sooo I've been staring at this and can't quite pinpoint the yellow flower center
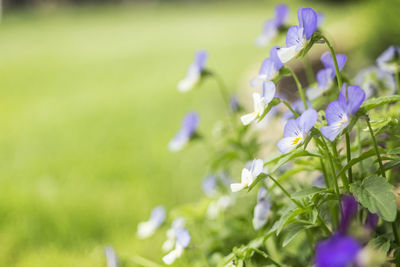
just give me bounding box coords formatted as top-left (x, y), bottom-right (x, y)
top-left (292, 137), bottom-right (303, 145)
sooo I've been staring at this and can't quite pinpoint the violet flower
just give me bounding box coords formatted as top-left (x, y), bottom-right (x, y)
top-left (253, 187), bottom-right (271, 230)
top-left (307, 52), bottom-right (347, 100)
top-left (255, 4), bottom-right (289, 47)
top-left (365, 213), bottom-right (379, 231)
top-left (104, 246), bottom-right (118, 267)
top-left (277, 7), bottom-right (318, 63)
top-left (177, 50), bottom-right (208, 92)
top-left (137, 206), bottom-right (166, 239)
top-left (376, 45), bottom-right (400, 73)
top-left (162, 228), bottom-right (191, 265)
top-left (320, 84), bottom-right (365, 141)
top-left (277, 109), bottom-right (318, 154)
top-left (168, 112), bottom-right (199, 152)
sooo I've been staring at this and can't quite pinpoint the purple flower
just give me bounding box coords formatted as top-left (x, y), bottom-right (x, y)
top-left (307, 52), bottom-right (347, 100)
top-left (168, 112), bottom-right (199, 152)
top-left (339, 195), bottom-right (358, 234)
top-left (365, 213), bottom-right (379, 230)
top-left (104, 246), bottom-right (118, 267)
top-left (277, 7), bottom-right (318, 63)
top-left (315, 234), bottom-right (361, 267)
top-left (202, 175), bottom-right (218, 197)
top-left (178, 50), bottom-right (208, 92)
top-left (255, 4), bottom-right (289, 47)
top-left (253, 187), bottom-right (271, 230)
top-left (163, 226), bottom-right (191, 265)
top-left (317, 12), bottom-right (325, 27)
top-left (251, 46), bottom-right (283, 88)
top-left (137, 206), bottom-right (166, 239)
top-left (320, 84), bottom-right (365, 141)
top-left (376, 45), bottom-right (400, 73)
top-left (277, 109), bottom-right (318, 154)
top-left (230, 95), bottom-right (240, 112)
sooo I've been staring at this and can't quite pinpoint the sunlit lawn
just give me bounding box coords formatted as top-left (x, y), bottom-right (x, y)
top-left (0, 1), bottom-right (377, 266)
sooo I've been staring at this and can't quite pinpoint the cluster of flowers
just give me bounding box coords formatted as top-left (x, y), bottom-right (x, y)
top-left (106, 4), bottom-right (400, 267)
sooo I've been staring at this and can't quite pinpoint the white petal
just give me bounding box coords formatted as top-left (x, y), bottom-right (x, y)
top-left (162, 248), bottom-right (180, 265)
top-left (241, 168), bottom-right (253, 185)
top-left (306, 87), bottom-right (323, 100)
top-left (240, 112), bottom-right (257, 125)
top-left (252, 159), bottom-right (264, 176)
top-left (277, 46), bottom-right (299, 63)
top-left (230, 183), bottom-right (245, 192)
top-left (168, 137), bottom-right (188, 152)
top-left (262, 81), bottom-right (276, 104)
top-left (250, 75), bottom-right (266, 88)
top-left (162, 239), bottom-right (175, 252)
top-left (137, 221), bottom-right (156, 239)
top-left (252, 93), bottom-right (262, 111)
top-left (277, 136), bottom-right (302, 154)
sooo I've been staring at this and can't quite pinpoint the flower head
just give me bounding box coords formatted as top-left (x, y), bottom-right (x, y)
top-left (277, 109), bottom-right (318, 154)
top-left (277, 7), bottom-right (318, 63)
top-left (320, 84), bottom-right (365, 141)
top-left (137, 206), bottom-right (166, 239)
top-left (251, 47), bottom-right (283, 89)
top-left (255, 4), bottom-right (289, 47)
top-left (162, 220), bottom-right (191, 265)
top-left (231, 159), bottom-right (264, 192)
top-left (168, 112), bottom-right (199, 152)
top-left (339, 195), bottom-right (358, 234)
top-left (376, 45), bottom-right (400, 73)
top-left (177, 50), bottom-right (208, 92)
top-left (104, 246), bottom-right (118, 267)
top-left (365, 213), bottom-right (379, 231)
top-left (253, 187), bottom-right (271, 230)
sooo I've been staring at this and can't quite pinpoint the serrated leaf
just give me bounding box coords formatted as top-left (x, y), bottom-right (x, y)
top-left (292, 186), bottom-right (327, 199)
top-left (270, 206), bottom-right (303, 235)
top-left (282, 223), bottom-right (306, 247)
top-left (361, 95), bottom-right (400, 111)
top-left (350, 175), bottom-right (397, 222)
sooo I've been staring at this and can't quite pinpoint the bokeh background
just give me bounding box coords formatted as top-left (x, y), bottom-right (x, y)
top-left (0, 0), bottom-right (399, 266)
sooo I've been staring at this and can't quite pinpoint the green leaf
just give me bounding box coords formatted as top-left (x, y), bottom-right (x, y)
top-left (258, 98), bottom-right (281, 122)
top-left (361, 95), bottom-right (400, 111)
top-left (350, 175), bottom-right (397, 222)
top-left (270, 206), bottom-right (303, 235)
top-left (335, 148), bottom-right (377, 179)
top-left (282, 223), bottom-right (307, 247)
top-left (266, 148), bottom-right (320, 173)
top-left (247, 173), bottom-right (268, 191)
top-left (291, 186), bottom-right (328, 199)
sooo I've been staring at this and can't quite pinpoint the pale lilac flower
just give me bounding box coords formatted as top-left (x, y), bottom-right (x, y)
top-left (277, 7), bottom-right (318, 63)
top-left (162, 217), bottom-right (186, 252)
top-left (162, 219), bottom-right (191, 265)
top-left (240, 82), bottom-right (276, 125)
top-left (317, 12), bottom-right (325, 27)
top-left (255, 4), bottom-right (289, 47)
top-left (137, 206), bottom-right (166, 239)
top-left (202, 175), bottom-right (218, 197)
top-left (355, 66), bottom-right (395, 98)
top-left (230, 95), bottom-right (240, 113)
top-left (231, 159), bottom-right (264, 192)
top-left (104, 246), bottom-right (118, 267)
top-left (168, 112), bottom-right (199, 152)
top-left (376, 45), bottom-right (400, 73)
top-left (320, 84), bottom-right (365, 141)
top-left (307, 52), bottom-right (347, 100)
top-left (253, 187), bottom-right (271, 230)
top-left (178, 50), bottom-right (208, 92)
top-left (277, 109), bottom-right (318, 154)
top-left (251, 47), bottom-right (283, 88)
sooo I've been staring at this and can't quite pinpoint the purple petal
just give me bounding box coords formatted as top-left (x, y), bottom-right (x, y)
top-left (257, 186), bottom-right (268, 202)
top-left (321, 125), bottom-right (343, 142)
top-left (316, 69), bottom-right (333, 90)
top-left (325, 100), bottom-right (346, 125)
top-left (270, 46), bottom-right (283, 70)
top-left (283, 118), bottom-right (301, 138)
top-left (315, 234), bottom-right (361, 267)
top-left (376, 46), bottom-right (395, 66)
top-left (230, 95), bottom-right (239, 112)
top-left (298, 109), bottom-right (318, 133)
top-left (194, 50), bottom-right (208, 71)
top-left (259, 58), bottom-right (278, 78)
top-left (297, 7), bottom-right (318, 39)
top-left (274, 4), bottom-right (289, 27)
top-left (176, 228), bottom-right (191, 248)
top-left (320, 52), bottom-right (347, 76)
top-left (253, 194), bottom-right (271, 230)
top-left (339, 85), bottom-right (366, 115)
top-left (181, 112), bottom-right (199, 136)
top-left (286, 25), bottom-right (304, 48)
top-left (104, 246), bottom-right (118, 267)
top-left (317, 12), bottom-right (325, 27)
top-left (339, 195), bottom-right (358, 234)
top-left (365, 213), bottom-right (379, 230)
top-left (150, 206), bottom-right (166, 227)
top-left (202, 175), bottom-right (217, 197)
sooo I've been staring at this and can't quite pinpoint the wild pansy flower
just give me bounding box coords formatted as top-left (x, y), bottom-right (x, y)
top-left (306, 52), bottom-right (347, 100)
top-left (254, 4), bottom-right (289, 47)
top-left (315, 195), bottom-right (361, 267)
top-left (168, 112), bottom-right (199, 152)
top-left (207, 195), bottom-right (234, 219)
top-left (320, 84), bottom-right (365, 141)
top-left (277, 109), bottom-right (318, 154)
top-left (277, 7), bottom-right (318, 63)
top-left (253, 187), bottom-right (271, 230)
top-left (231, 159), bottom-right (264, 192)
top-left (240, 82), bottom-right (276, 125)
top-left (355, 66), bottom-right (395, 98)
top-left (137, 206), bottom-right (166, 239)
top-left (104, 246), bottom-right (118, 267)
top-left (177, 50), bottom-right (208, 92)
top-left (202, 175), bottom-right (218, 197)
top-left (162, 217), bottom-right (186, 252)
top-left (376, 45), bottom-right (400, 73)
top-left (251, 46), bottom-right (283, 88)
top-left (162, 228), bottom-right (191, 265)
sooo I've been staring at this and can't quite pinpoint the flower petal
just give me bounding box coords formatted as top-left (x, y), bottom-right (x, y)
top-left (285, 25), bottom-right (303, 48)
top-left (262, 81), bottom-right (276, 104)
top-left (274, 4), bottom-right (289, 27)
top-left (306, 87), bottom-right (323, 100)
top-left (298, 108), bottom-right (318, 133)
top-left (251, 159), bottom-right (264, 177)
top-left (320, 124), bottom-right (344, 142)
top-left (320, 52), bottom-right (347, 76)
top-left (283, 118), bottom-right (301, 137)
top-left (240, 112), bottom-right (257, 125)
top-left (339, 85), bottom-right (366, 115)
top-left (324, 100), bottom-right (346, 125)
top-left (297, 7), bottom-right (317, 39)
top-left (277, 45), bottom-right (298, 64)
top-left (277, 136), bottom-right (301, 154)
top-left (270, 46), bottom-right (283, 70)
top-left (230, 183), bottom-right (245, 193)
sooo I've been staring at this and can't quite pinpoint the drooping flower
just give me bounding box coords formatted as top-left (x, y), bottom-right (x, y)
top-left (306, 52), bottom-right (347, 100)
top-left (251, 47), bottom-right (283, 88)
top-left (315, 195), bottom-right (361, 267)
top-left (320, 84), bottom-right (365, 141)
top-left (254, 4), bottom-right (289, 47)
top-left (277, 7), bottom-right (318, 63)
top-left (137, 206), bottom-right (166, 239)
top-left (231, 159), bottom-right (264, 192)
top-left (177, 50), bottom-right (208, 92)
top-left (376, 45), bottom-right (400, 73)
top-left (355, 66), bottom-right (395, 98)
top-left (207, 195), bottom-right (234, 219)
top-left (240, 82), bottom-right (276, 125)
top-left (162, 228), bottom-right (191, 265)
top-left (168, 112), bottom-right (199, 152)
top-left (202, 175), bottom-right (218, 197)
top-left (104, 246), bottom-right (118, 267)
top-left (277, 109), bottom-right (318, 154)
top-left (253, 187), bottom-right (271, 230)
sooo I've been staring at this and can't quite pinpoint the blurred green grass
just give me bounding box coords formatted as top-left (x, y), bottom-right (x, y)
top-left (0, 1), bottom-right (390, 266)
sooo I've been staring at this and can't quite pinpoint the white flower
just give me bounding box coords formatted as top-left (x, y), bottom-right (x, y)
top-left (162, 227), bottom-right (191, 265)
top-left (136, 206), bottom-right (166, 239)
top-left (231, 159), bottom-right (264, 192)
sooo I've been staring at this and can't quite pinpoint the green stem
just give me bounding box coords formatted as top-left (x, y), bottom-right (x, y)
top-left (320, 35), bottom-right (342, 93)
top-left (281, 99), bottom-right (299, 118)
top-left (395, 71), bottom-right (400, 95)
top-left (304, 55), bottom-right (315, 84)
top-left (356, 124), bottom-right (364, 175)
top-left (330, 141), bottom-right (350, 191)
top-left (365, 117), bottom-right (386, 179)
top-left (392, 222), bottom-right (400, 246)
top-left (287, 67), bottom-right (307, 110)
top-left (345, 132), bottom-right (353, 183)
top-left (268, 175), bottom-right (303, 208)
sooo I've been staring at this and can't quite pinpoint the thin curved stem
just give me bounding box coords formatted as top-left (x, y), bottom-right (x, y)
top-left (320, 35), bottom-right (342, 93)
top-left (365, 117), bottom-right (386, 179)
top-left (345, 132), bottom-right (353, 183)
top-left (281, 99), bottom-right (299, 118)
top-left (268, 175), bottom-right (302, 208)
top-left (287, 67), bottom-right (307, 110)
